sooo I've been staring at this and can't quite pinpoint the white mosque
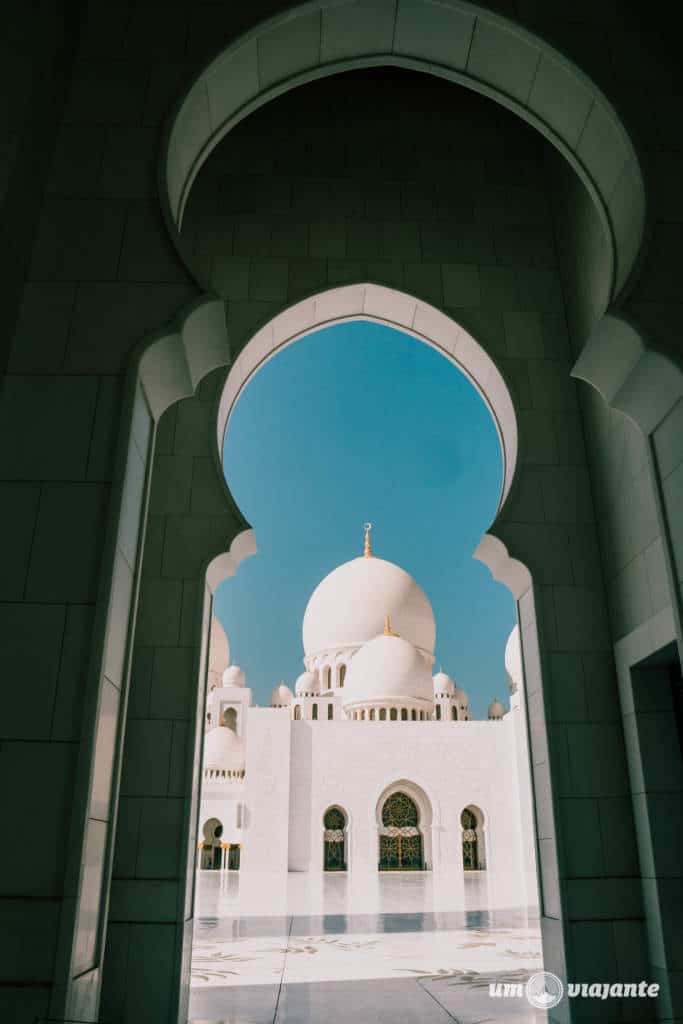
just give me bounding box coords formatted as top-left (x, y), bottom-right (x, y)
top-left (198, 527), bottom-right (538, 911)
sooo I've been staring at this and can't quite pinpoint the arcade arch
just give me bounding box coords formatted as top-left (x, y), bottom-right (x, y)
top-left (375, 780), bottom-right (434, 872)
top-left (200, 818), bottom-right (224, 871)
top-left (323, 806), bottom-right (348, 872)
top-left (79, 10), bottom-right (664, 1021)
top-left (461, 805), bottom-right (487, 872)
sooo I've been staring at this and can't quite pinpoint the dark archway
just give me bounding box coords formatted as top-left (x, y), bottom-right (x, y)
top-left (323, 806), bottom-right (348, 871)
top-left (201, 818), bottom-right (224, 871)
top-left (461, 806), bottom-right (486, 871)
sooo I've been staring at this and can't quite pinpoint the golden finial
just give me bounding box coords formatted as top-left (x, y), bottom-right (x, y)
top-left (363, 522), bottom-right (373, 558)
top-left (384, 614), bottom-right (399, 637)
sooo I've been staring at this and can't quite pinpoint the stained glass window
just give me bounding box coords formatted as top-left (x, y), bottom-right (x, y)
top-left (379, 792), bottom-right (423, 870)
top-left (323, 806), bottom-right (346, 870)
top-left (382, 792), bottom-right (419, 828)
top-left (324, 807), bottom-right (346, 830)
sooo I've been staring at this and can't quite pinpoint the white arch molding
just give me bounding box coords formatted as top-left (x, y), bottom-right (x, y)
top-left (375, 778), bottom-right (435, 870)
top-left (217, 283), bottom-right (518, 508)
top-left (161, 0), bottom-right (646, 298)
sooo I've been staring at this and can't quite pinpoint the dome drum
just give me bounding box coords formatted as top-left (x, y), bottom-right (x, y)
top-left (343, 696), bottom-right (434, 719)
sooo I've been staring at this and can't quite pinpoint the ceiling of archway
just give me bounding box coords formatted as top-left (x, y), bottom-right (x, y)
top-left (163, 0), bottom-right (645, 298)
top-left (181, 68), bottom-right (555, 300)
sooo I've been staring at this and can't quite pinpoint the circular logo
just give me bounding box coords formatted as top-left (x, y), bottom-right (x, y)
top-left (526, 971), bottom-right (564, 1010)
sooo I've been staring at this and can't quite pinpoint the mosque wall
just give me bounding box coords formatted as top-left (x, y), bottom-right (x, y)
top-left (509, 688), bottom-right (540, 912)
top-left (548, 143), bottom-right (683, 1019)
top-left (240, 709), bottom-right (292, 879)
top-left (1, 4), bottom-right (682, 1022)
top-left (283, 718), bottom-right (526, 904)
top-left (197, 790), bottom-right (242, 848)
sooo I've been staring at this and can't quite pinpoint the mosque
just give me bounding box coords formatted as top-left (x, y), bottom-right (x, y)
top-left (198, 527), bottom-right (538, 909)
top-left (6, 4), bottom-right (683, 1019)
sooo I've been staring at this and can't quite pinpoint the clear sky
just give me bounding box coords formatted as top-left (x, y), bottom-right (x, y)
top-left (214, 320), bottom-right (515, 720)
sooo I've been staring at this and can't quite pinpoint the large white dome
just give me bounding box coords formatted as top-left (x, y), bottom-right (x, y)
top-left (303, 556), bottom-right (436, 658)
top-left (342, 633), bottom-right (435, 707)
top-left (203, 726), bottom-right (245, 771)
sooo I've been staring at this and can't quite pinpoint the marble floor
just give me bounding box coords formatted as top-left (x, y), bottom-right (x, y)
top-left (189, 871), bottom-right (545, 1023)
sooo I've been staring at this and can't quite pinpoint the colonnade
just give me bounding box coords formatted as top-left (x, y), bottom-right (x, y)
top-left (197, 841), bottom-right (242, 871)
top-left (349, 707), bottom-right (431, 721)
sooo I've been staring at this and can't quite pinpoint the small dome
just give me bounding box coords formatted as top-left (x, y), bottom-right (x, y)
top-left (453, 685), bottom-right (469, 706)
top-left (222, 664), bottom-right (245, 688)
top-left (433, 671), bottom-right (455, 696)
top-left (270, 682), bottom-right (293, 706)
top-left (295, 670), bottom-right (319, 695)
top-left (303, 554), bottom-right (436, 658)
top-left (203, 726), bottom-right (245, 771)
top-left (488, 698), bottom-right (505, 720)
top-left (343, 632), bottom-right (434, 707)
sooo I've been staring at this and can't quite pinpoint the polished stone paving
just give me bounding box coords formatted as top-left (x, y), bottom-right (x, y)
top-left (189, 872), bottom-right (545, 1023)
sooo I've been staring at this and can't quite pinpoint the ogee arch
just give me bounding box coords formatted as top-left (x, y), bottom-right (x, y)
top-left (217, 283), bottom-right (518, 508)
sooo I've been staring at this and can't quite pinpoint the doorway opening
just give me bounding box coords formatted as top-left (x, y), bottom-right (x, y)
top-left (323, 806), bottom-right (348, 871)
top-left (201, 819), bottom-right (224, 871)
top-left (379, 792), bottom-right (424, 871)
top-left (461, 805), bottom-right (486, 871)
top-left (190, 307), bottom-right (542, 1021)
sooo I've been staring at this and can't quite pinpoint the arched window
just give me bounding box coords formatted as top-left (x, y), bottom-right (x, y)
top-left (379, 792), bottom-right (423, 871)
top-left (323, 666), bottom-right (331, 690)
top-left (294, 705), bottom-right (302, 720)
top-left (369, 708), bottom-right (375, 720)
top-left (312, 703), bottom-right (318, 720)
top-left (327, 703), bottom-right (333, 720)
top-left (401, 708), bottom-right (408, 721)
top-left (338, 664), bottom-right (346, 688)
top-left (390, 708), bottom-right (397, 721)
top-left (201, 818), bottom-right (224, 871)
top-left (379, 708), bottom-right (386, 721)
top-left (411, 709), bottom-right (417, 720)
top-left (222, 707), bottom-right (237, 731)
top-left (452, 706), bottom-right (458, 721)
top-left (435, 705), bottom-right (441, 720)
top-left (461, 807), bottom-right (485, 870)
top-left (323, 806), bottom-right (347, 871)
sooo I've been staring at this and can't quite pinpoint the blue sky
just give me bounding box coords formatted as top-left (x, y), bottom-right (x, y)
top-left (214, 321), bottom-right (515, 719)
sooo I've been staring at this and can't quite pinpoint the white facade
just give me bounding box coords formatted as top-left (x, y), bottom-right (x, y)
top-left (197, 531), bottom-right (538, 910)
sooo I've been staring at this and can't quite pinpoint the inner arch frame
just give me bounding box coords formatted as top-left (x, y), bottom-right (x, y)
top-left (217, 283), bottom-right (518, 510)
